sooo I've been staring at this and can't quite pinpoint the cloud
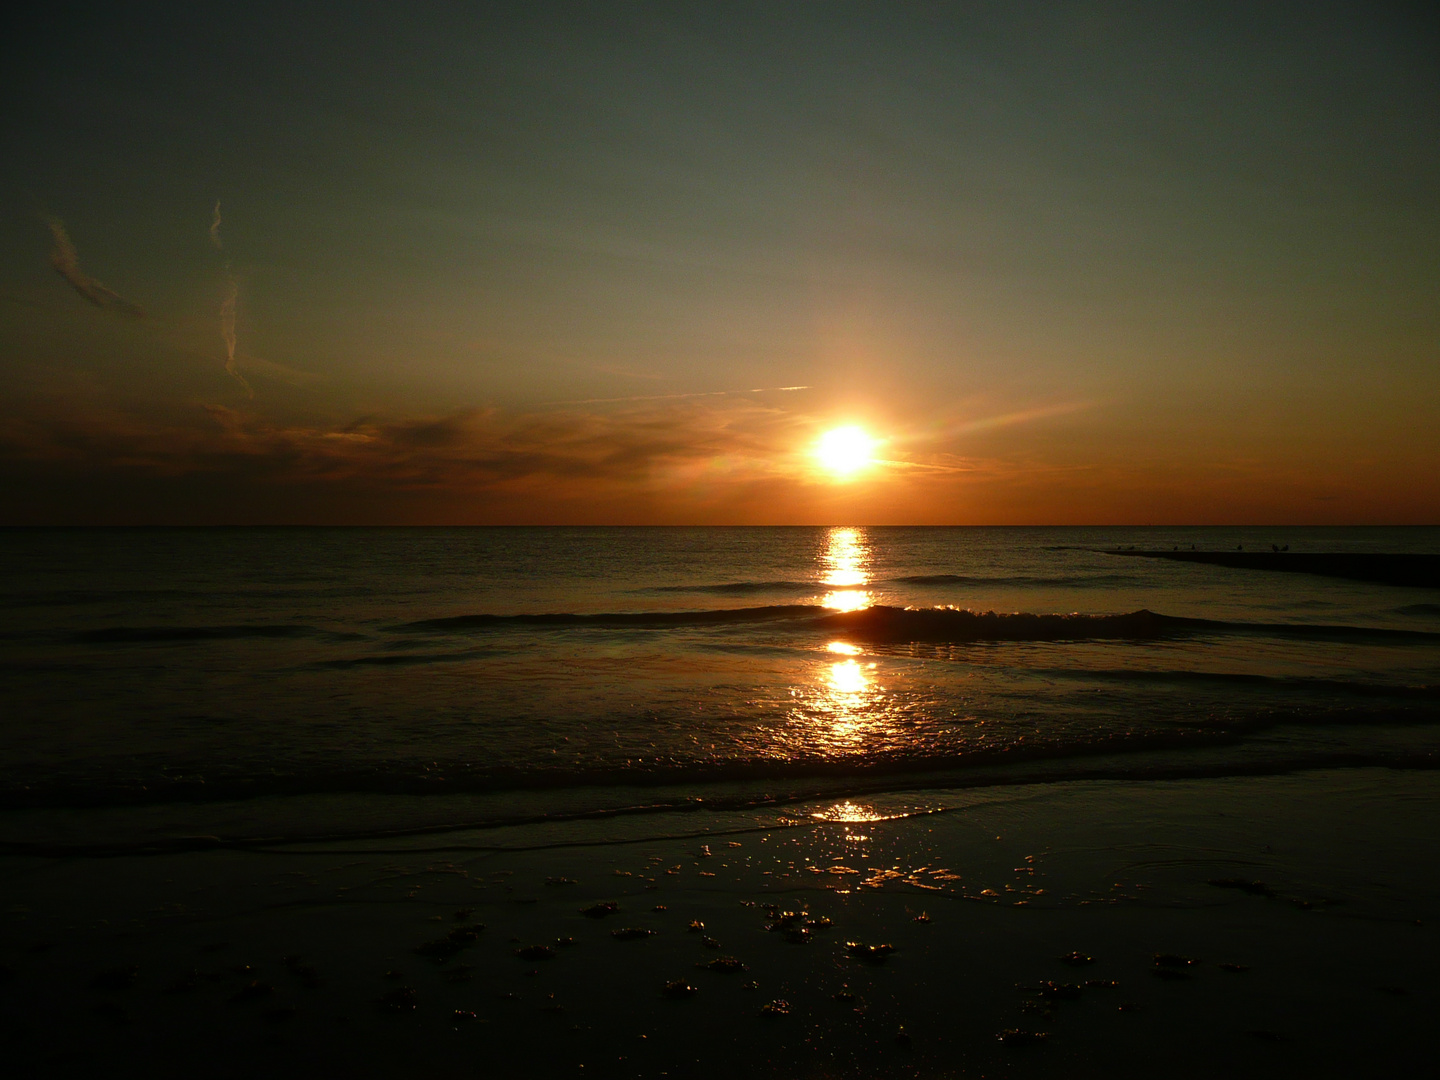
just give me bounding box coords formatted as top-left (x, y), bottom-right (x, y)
top-left (46, 219), bottom-right (144, 318)
top-left (0, 392), bottom-right (1134, 524)
top-left (220, 278), bottom-right (252, 397)
top-left (4, 390), bottom-right (1427, 525)
top-left (232, 354), bottom-right (325, 387)
top-left (935, 401), bottom-right (1096, 439)
top-left (0, 390), bottom-right (1097, 501)
top-left (0, 396), bottom-right (806, 494)
top-left (544, 386), bottom-right (810, 406)
top-left (209, 201), bottom-right (223, 249)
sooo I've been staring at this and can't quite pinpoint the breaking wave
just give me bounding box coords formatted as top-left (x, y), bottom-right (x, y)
top-left (395, 605), bottom-right (1440, 644)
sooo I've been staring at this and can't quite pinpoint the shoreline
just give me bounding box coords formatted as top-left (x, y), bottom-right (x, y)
top-left (2, 767), bottom-right (1436, 1077)
top-left (5, 733), bottom-right (1440, 856)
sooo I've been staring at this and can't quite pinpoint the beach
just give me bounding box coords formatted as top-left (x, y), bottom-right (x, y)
top-left (2, 525), bottom-right (1438, 1076)
top-left (8, 3), bottom-right (1440, 1073)
top-left (3, 767), bottom-right (1437, 1077)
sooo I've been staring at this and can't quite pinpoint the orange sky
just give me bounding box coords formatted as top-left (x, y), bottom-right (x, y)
top-left (2, 4), bottom-right (1437, 524)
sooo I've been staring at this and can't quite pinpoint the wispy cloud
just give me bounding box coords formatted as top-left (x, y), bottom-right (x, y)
top-left (6, 392), bottom-right (1409, 525)
top-left (0, 389), bottom-right (1120, 523)
top-left (232, 354), bottom-right (325, 387)
top-left (872, 457), bottom-right (974, 474)
top-left (544, 385), bottom-right (810, 406)
top-left (46, 219), bottom-right (144, 318)
top-left (938, 400), bottom-right (1095, 437)
top-left (0, 391), bottom-right (1092, 500)
top-left (870, 401), bottom-right (1096, 473)
top-left (209, 201), bottom-right (223, 250)
top-left (0, 397), bottom-right (808, 497)
top-left (220, 278), bottom-right (252, 397)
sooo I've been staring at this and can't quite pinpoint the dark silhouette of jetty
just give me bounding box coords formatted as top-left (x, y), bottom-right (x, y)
top-left (1109, 550), bottom-right (1440, 588)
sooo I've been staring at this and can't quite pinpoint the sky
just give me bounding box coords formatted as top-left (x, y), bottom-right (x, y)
top-left (1, 1), bottom-right (1437, 524)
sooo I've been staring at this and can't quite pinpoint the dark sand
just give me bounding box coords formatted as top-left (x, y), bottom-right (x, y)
top-left (1109, 550), bottom-right (1440, 588)
top-left (2, 769), bottom-right (1437, 1078)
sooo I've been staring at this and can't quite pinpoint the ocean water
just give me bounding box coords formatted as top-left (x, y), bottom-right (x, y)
top-left (2, 526), bottom-right (1438, 846)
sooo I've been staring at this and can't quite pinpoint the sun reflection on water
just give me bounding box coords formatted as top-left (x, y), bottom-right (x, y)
top-left (767, 528), bottom-right (905, 759)
top-left (811, 801), bottom-right (897, 823)
top-left (771, 646), bottom-right (902, 759)
top-left (828, 658), bottom-right (869, 695)
top-left (820, 527), bottom-right (873, 611)
top-left (801, 648), bottom-right (885, 752)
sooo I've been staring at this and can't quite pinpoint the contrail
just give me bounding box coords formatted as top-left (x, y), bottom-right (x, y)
top-left (221, 278), bottom-right (252, 397)
top-left (46, 219), bottom-right (144, 318)
top-left (942, 401), bottom-right (1092, 436)
top-left (872, 458), bottom-right (971, 473)
top-left (211, 203), bottom-right (249, 394)
top-left (545, 386), bottom-right (810, 406)
top-left (864, 403), bottom-right (1095, 474)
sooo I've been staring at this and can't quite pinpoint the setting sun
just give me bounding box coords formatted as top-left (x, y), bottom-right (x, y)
top-left (815, 426), bottom-right (876, 478)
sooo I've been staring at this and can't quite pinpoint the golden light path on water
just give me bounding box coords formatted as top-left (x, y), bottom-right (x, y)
top-left (770, 527), bottom-right (932, 761)
top-left (810, 802), bottom-right (930, 847)
top-left (819, 529), bottom-right (874, 747)
top-left (776, 526), bottom-right (900, 759)
top-left (819, 526), bottom-right (873, 612)
top-left (810, 801), bottom-right (900, 823)
top-left (828, 658), bottom-right (869, 696)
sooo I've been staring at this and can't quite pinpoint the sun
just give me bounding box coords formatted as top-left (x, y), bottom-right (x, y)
top-left (815, 426), bottom-right (876, 477)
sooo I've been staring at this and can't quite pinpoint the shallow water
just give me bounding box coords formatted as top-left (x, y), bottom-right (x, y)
top-left (2, 526), bottom-right (1437, 842)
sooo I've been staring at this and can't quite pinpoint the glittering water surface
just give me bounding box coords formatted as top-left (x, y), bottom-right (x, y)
top-left (1, 526), bottom-right (1438, 827)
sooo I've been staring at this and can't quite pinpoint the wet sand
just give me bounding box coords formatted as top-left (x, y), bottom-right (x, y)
top-left (2, 768), bottom-right (1437, 1078)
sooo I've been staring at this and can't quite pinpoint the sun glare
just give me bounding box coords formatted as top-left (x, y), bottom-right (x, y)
top-left (815, 426), bottom-right (875, 477)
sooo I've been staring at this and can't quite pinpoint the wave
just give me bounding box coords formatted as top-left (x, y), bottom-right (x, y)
top-left (819, 607), bottom-right (1196, 641)
top-left (0, 727), bottom-right (1214, 810)
top-left (399, 604), bottom-right (823, 632)
top-left (647, 580), bottom-right (815, 595)
top-left (396, 604), bottom-right (1440, 644)
top-left (1053, 667), bottom-right (1440, 699)
top-left (887, 573), bottom-right (1138, 586)
top-left (73, 624), bottom-right (326, 644)
top-left (0, 585), bottom-right (383, 609)
top-left (308, 647), bottom-right (505, 669)
top-left (64, 607), bottom-right (1440, 649)
top-left (825, 607), bottom-right (1440, 644)
top-left (3, 733), bottom-right (1437, 853)
top-left (645, 573), bottom-right (1141, 593)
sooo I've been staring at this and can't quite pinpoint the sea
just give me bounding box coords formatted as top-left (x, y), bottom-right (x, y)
top-left (2, 526), bottom-right (1438, 849)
